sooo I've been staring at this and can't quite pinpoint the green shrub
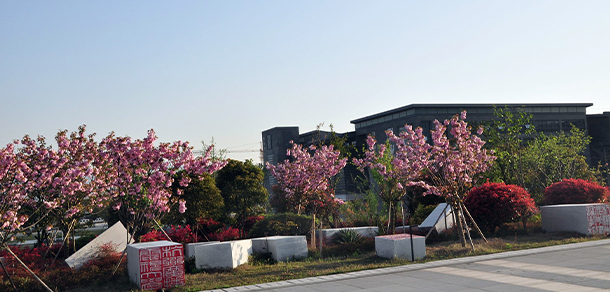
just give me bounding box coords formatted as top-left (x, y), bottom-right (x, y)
top-left (320, 238), bottom-right (375, 258)
top-left (75, 233), bottom-right (98, 251)
top-left (332, 229), bottom-right (364, 245)
top-left (248, 213), bottom-right (313, 238)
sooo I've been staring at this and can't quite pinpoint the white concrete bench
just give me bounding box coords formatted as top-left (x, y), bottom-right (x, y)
top-left (251, 236), bottom-right (308, 262)
top-left (193, 239), bottom-right (252, 269)
top-left (541, 203), bottom-right (610, 235)
top-left (375, 234), bottom-right (425, 261)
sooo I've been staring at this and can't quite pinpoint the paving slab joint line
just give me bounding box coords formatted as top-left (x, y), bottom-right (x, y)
top-left (202, 238), bottom-right (610, 292)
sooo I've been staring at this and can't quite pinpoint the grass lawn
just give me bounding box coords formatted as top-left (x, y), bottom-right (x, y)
top-left (65, 230), bottom-right (608, 292)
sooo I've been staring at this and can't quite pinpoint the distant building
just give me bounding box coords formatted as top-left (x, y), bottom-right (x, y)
top-left (587, 111), bottom-right (610, 166)
top-left (263, 103), bottom-right (609, 199)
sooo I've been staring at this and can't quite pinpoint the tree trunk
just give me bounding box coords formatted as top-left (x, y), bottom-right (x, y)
top-left (458, 202), bottom-right (475, 252)
top-left (387, 201), bottom-right (395, 234)
top-left (311, 213), bottom-right (316, 249)
top-left (461, 202), bottom-right (488, 243)
top-left (450, 198), bottom-right (467, 247)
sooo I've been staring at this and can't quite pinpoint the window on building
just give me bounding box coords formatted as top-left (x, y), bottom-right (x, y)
top-left (562, 119), bottom-right (585, 130)
top-left (534, 120), bottom-right (560, 131)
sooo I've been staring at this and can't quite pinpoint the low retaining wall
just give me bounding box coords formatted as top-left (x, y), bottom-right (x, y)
top-left (541, 203), bottom-right (610, 235)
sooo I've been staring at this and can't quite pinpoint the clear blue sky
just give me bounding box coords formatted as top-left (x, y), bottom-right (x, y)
top-left (2, 1), bottom-right (610, 163)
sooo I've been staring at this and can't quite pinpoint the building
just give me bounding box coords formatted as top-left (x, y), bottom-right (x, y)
top-left (263, 103), bottom-right (609, 199)
top-left (587, 111), bottom-right (610, 166)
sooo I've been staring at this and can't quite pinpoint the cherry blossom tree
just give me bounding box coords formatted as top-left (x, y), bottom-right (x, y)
top-left (101, 129), bottom-right (227, 241)
top-left (37, 126), bottom-right (116, 254)
top-left (266, 141), bottom-right (347, 247)
top-left (355, 111), bottom-right (495, 248)
top-left (0, 135), bottom-right (67, 292)
top-left (353, 126), bottom-right (431, 233)
top-left (421, 111), bottom-right (496, 247)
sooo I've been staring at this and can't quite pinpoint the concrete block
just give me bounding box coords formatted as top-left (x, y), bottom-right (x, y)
top-left (541, 203), bottom-right (610, 235)
top-left (194, 239), bottom-right (252, 269)
top-left (127, 241), bottom-right (185, 290)
top-left (184, 241), bottom-right (219, 260)
top-left (375, 234), bottom-right (426, 261)
top-left (251, 236), bottom-right (308, 262)
top-left (65, 222), bottom-right (132, 269)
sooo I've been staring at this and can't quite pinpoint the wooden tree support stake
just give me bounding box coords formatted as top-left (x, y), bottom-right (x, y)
top-left (3, 245), bottom-right (53, 292)
top-left (0, 255), bottom-right (18, 292)
top-left (154, 219), bottom-right (172, 241)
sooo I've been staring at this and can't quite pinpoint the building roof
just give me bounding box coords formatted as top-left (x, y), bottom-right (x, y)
top-left (350, 103), bottom-right (593, 124)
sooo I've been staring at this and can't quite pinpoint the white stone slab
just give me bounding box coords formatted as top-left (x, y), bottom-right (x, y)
top-left (316, 226), bottom-right (378, 240)
top-left (541, 203), bottom-right (610, 235)
top-left (184, 241), bottom-right (219, 259)
top-left (65, 221), bottom-right (132, 269)
top-left (375, 233), bottom-right (426, 261)
top-left (251, 236), bottom-right (308, 262)
top-left (420, 203), bottom-right (454, 232)
top-left (127, 240), bottom-right (185, 290)
top-left (193, 239), bottom-right (252, 269)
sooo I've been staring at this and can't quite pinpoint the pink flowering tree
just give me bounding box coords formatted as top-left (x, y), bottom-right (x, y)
top-left (267, 141), bottom-right (347, 247)
top-left (353, 126), bottom-right (431, 233)
top-left (0, 135), bottom-right (67, 292)
top-left (35, 126), bottom-right (115, 252)
top-left (101, 129), bottom-right (227, 241)
top-left (421, 111), bottom-right (496, 247)
top-left (0, 142), bottom-right (40, 243)
top-left (4, 134), bottom-right (68, 239)
top-left (355, 111), bottom-right (495, 248)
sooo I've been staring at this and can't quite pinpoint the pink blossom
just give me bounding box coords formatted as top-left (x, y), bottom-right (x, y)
top-left (178, 200), bottom-right (187, 213)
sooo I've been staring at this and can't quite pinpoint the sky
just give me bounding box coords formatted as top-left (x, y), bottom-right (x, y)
top-left (2, 1), bottom-right (610, 163)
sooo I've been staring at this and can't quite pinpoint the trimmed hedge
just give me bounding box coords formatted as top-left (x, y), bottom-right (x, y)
top-left (248, 213), bottom-right (313, 238)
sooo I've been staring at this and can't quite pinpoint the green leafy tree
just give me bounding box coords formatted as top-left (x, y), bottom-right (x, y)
top-left (165, 173), bottom-right (224, 225)
top-left (522, 127), bottom-right (601, 201)
top-left (482, 108), bottom-right (601, 204)
top-left (480, 107), bottom-right (536, 186)
top-left (216, 159), bottom-right (268, 237)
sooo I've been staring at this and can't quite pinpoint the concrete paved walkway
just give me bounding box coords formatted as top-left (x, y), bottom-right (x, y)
top-left (202, 239), bottom-right (610, 292)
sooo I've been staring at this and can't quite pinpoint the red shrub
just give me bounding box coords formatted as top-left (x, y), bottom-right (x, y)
top-left (140, 225), bottom-right (196, 244)
top-left (197, 218), bottom-right (224, 234)
top-left (544, 179), bottom-right (609, 205)
top-left (243, 215), bottom-right (265, 234)
top-left (208, 227), bottom-right (240, 241)
top-left (464, 182), bottom-right (537, 232)
top-left (0, 243), bottom-right (127, 292)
